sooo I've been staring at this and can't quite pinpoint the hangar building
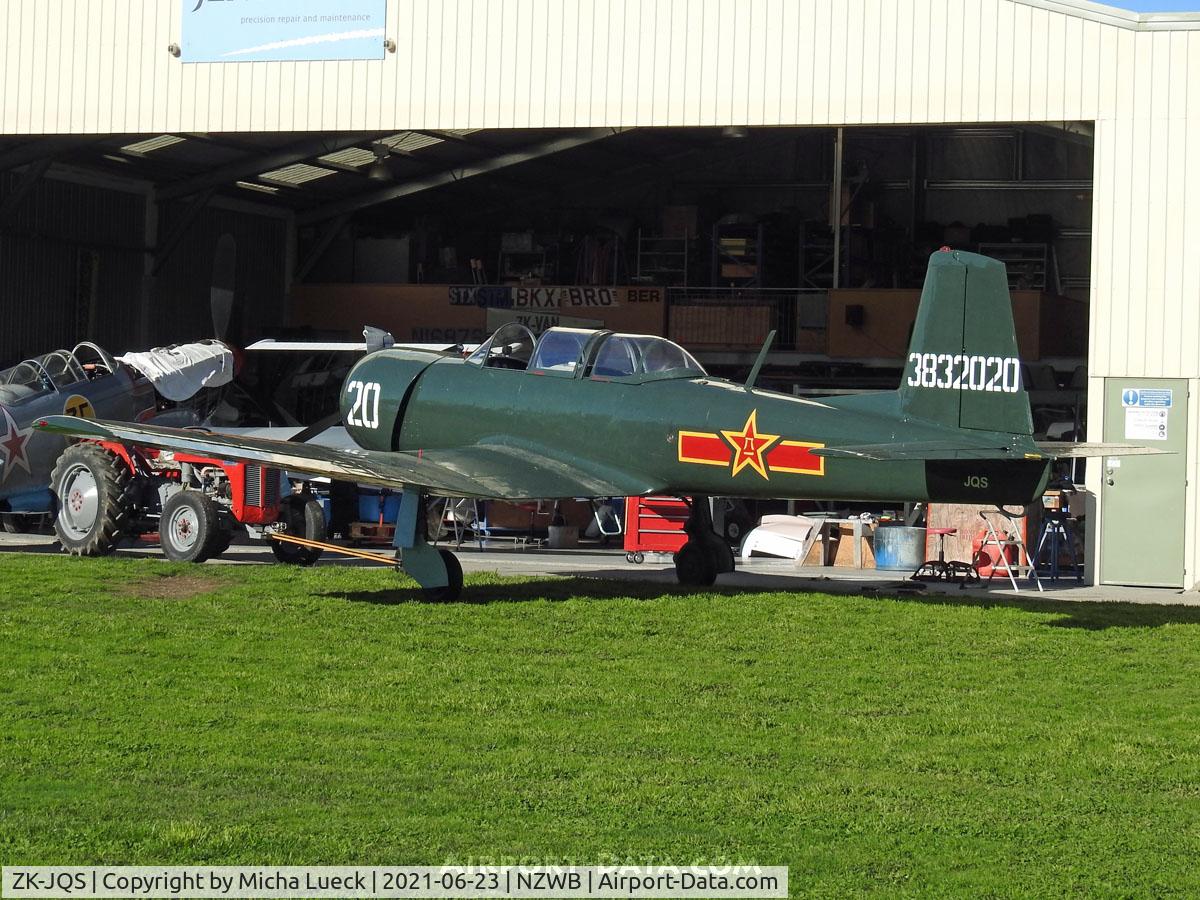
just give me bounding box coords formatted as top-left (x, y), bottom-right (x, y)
top-left (0, 0), bottom-right (1198, 587)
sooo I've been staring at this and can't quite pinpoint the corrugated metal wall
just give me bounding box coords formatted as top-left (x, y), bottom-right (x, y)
top-left (153, 203), bottom-right (288, 347)
top-left (0, 174), bottom-right (145, 367)
top-left (0, 174), bottom-right (289, 366)
top-left (0, 0), bottom-right (1194, 132)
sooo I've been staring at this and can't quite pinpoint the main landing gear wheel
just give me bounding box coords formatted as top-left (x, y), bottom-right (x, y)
top-left (674, 543), bottom-right (718, 587)
top-left (672, 496), bottom-right (734, 587)
top-left (271, 495), bottom-right (326, 566)
top-left (51, 443), bottom-right (135, 557)
top-left (159, 491), bottom-right (222, 563)
top-left (422, 548), bottom-right (463, 603)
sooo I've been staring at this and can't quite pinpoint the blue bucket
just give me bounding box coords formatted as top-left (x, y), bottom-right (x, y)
top-left (874, 525), bottom-right (927, 570)
top-left (358, 490), bottom-right (401, 524)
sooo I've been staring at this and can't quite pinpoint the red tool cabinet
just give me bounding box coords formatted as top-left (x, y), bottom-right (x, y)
top-left (624, 496), bottom-right (690, 559)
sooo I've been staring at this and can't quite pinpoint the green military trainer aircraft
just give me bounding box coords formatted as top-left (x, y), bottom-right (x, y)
top-left (37, 249), bottom-right (1143, 599)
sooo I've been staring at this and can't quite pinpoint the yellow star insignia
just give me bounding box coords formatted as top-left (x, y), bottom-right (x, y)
top-left (721, 409), bottom-right (780, 480)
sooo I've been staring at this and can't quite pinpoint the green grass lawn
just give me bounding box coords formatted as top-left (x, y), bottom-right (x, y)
top-left (3, 554), bottom-right (1200, 896)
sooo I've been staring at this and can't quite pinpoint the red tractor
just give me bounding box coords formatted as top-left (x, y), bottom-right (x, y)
top-left (50, 439), bottom-right (325, 564)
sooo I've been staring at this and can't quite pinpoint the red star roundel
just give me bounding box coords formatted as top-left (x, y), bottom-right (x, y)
top-left (678, 410), bottom-right (824, 480)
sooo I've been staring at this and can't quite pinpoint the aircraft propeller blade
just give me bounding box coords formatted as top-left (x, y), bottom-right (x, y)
top-left (211, 233), bottom-right (237, 342)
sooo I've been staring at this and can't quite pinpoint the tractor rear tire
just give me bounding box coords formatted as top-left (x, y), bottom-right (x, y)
top-left (159, 491), bottom-right (222, 563)
top-left (270, 495), bottom-right (326, 566)
top-left (51, 443), bottom-right (136, 557)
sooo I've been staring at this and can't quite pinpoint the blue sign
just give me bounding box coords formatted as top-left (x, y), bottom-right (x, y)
top-left (1122, 388), bottom-right (1173, 408)
top-left (181, 0), bottom-right (387, 63)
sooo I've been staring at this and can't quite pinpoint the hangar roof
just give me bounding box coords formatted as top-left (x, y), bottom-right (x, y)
top-left (0, 126), bottom-right (760, 225)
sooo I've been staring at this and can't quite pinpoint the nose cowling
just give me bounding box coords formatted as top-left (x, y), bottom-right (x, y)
top-left (340, 348), bottom-right (443, 451)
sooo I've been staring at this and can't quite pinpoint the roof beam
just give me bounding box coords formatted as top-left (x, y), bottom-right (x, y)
top-left (0, 137), bottom-right (108, 172)
top-left (295, 214), bottom-right (350, 283)
top-left (0, 158), bottom-right (53, 225)
top-left (158, 132), bottom-right (390, 201)
top-left (297, 129), bottom-right (628, 225)
top-left (152, 189), bottom-right (215, 275)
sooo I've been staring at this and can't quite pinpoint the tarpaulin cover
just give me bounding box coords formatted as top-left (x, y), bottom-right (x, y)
top-left (117, 340), bottom-right (234, 402)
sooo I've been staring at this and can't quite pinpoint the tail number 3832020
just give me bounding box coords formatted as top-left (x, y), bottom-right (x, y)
top-left (907, 353), bottom-right (1020, 394)
top-left (346, 380), bottom-right (382, 429)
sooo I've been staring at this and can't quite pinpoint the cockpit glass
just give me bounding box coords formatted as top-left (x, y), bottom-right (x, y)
top-left (589, 334), bottom-right (705, 379)
top-left (591, 336), bottom-right (639, 377)
top-left (466, 323), bottom-right (537, 370)
top-left (529, 328), bottom-right (593, 374)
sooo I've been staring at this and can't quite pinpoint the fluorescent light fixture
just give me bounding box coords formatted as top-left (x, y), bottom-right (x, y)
top-left (121, 135), bottom-right (185, 155)
top-left (236, 180), bottom-right (280, 194)
top-left (382, 131), bottom-right (442, 153)
top-left (258, 163), bottom-right (337, 186)
top-left (318, 147), bottom-right (378, 168)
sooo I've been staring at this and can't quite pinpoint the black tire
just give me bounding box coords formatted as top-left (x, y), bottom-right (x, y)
top-left (724, 513), bottom-right (752, 546)
top-left (159, 491), bottom-right (221, 563)
top-left (1, 514), bottom-right (26, 534)
top-left (51, 443), bottom-right (136, 557)
top-left (207, 526), bottom-right (234, 559)
top-left (674, 542), bottom-right (718, 587)
top-left (423, 548), bottom-right (463, 602)
top-left (633, 551), bottom-right (645, 564)
top-left (270, 495), bottom-right (326, 566)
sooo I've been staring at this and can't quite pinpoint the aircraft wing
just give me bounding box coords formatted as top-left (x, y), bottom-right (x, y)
top-left (34, 416), bottom-right (651, 500)
top-left (245, 340), bottom-right (479, 353)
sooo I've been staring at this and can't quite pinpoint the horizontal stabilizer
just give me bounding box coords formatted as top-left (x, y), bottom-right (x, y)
top-left (1035, 441), bottom-right (1171, 458)
top-left (812, 441), bottom-right (1027, 461)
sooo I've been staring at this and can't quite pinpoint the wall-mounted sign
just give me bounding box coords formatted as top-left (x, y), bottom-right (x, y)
top-left (181, 0), bottom-right (387, 63)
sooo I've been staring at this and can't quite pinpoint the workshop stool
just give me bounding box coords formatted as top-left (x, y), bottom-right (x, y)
top-left (912, 527), bottom-right (980, 585)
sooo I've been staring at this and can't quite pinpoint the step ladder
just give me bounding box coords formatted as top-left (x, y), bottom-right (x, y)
top-left (977, 509), bottom-right (1043, 592)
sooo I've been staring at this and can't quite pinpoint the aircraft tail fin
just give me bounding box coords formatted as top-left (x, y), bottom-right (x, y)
top-left (898, 249), bottom-right (1033, 436)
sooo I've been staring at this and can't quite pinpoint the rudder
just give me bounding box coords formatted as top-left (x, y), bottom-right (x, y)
top-left (898, 249), bottom-right (1033, 436)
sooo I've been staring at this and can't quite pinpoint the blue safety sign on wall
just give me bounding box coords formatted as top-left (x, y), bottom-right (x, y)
top-left (1122, 388), bottom-right (1173, 408)
top-left (181, 0), bottom-right (387, 63)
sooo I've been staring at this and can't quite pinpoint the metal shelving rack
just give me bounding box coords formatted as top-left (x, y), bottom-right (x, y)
top-left (635, 230), bottom-right (689, 285)
top-left (977, 242), bottom-right (1051, 292)
top-left (712, 222), bottom-right (764, 287)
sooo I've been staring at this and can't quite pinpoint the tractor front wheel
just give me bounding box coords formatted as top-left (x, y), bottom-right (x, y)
top-left (159, 491), bottom-right (222, 563)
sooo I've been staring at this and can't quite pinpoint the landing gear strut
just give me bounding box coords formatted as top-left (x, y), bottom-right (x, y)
top-left (393, 490), bottom-right (463, 602)
top-left (673, 497), bottom-right (735, 587)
